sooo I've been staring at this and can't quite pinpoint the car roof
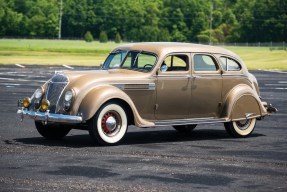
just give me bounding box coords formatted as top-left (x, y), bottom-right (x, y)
top-left (112, 42), bottom-right (241, 60)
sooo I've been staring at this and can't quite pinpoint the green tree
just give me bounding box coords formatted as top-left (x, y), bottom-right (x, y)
top-left (0, 0), bottom-right (286, 43)
top-left (99, 31), bottom-right (108, 43)
top-left (115, 32), bottom-right (121, 43)
top-left (84, 31), bottom-right (93, 42)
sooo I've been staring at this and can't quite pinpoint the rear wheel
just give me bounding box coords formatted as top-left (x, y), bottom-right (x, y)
top-left (224, 118), bottom-right (256, 138)
top-left (173, 124), bottom-right (197, 133)
top-left (89, 102), bottom-right (128, 146)
top-left (35, 121), bottom-right (71, 140)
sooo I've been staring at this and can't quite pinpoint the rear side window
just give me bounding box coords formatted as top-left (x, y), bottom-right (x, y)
top-left (162, 55), bottom-right (189, 71)
top-left (194, 54), bottom-right (218, 71)
top-left (220, 57), bottom-right (241, 71)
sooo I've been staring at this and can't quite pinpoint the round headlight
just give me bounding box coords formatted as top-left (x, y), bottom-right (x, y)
top-left (23, 97), bottom-right (31, 108)
top-left (41, 99), bottom-right (50, 111)
top-left (64, 90), bottom-right (74, 102)
top-left (34, 88), bottom-right (43, 99)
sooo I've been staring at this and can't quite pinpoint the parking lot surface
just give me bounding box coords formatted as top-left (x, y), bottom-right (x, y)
top-left (0, 65), bottom-right (286, 191)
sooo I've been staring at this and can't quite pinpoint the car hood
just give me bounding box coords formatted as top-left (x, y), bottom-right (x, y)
top-left (61, 69), bottom-right (151, 91)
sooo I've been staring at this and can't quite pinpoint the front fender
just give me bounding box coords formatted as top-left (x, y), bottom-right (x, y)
top-left (221, 84), bottom-right (267, 121)
top-left (78, 85), bottom-right (154, 127)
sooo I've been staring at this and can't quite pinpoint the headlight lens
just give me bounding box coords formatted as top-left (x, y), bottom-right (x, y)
top-left (34, 88), bottom-right (43, 99)
top-left (64, 90), bottom-right (75, 111)
top-left (23, 97), bottom-right (31, 108)
top-left (64, 90), bottom-right (74, 102)
top-left (41, 99), bottom-right (50, 111)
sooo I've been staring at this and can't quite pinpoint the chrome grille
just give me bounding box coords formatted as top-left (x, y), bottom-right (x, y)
top-left (46, 74), bottom-right (68, 113)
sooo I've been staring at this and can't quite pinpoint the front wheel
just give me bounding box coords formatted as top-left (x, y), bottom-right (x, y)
top-left (88, 102), bottom-right (128, 146)
top-left (35, 121), bottom-right (71, 140)
top-left (224, 118), bottom-right (256, 138)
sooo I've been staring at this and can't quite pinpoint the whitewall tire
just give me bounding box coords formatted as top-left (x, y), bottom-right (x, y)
top-left (224, 118), bottom-right (256, 138)
top-left (89, 102), bottom-right (128, 145)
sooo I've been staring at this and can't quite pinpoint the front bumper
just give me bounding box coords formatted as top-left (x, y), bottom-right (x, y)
top-left (17, 108), bottom-right (83, 124)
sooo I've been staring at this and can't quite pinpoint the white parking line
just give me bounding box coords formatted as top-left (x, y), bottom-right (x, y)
top-left (0, 83), bottom-right (21, 86)
top-left (264, 81), bottom-right (287, 90)
top-left (265, 84), bottom-right (287, 86)
top-left (62, 64), bottom-right (74, 69)
top-left (0, 77), bottom-right (46, 83)
top-left (15, 64), bottom-right (25, 68)
top-left (259, 69), bottom-right (287, 74)
top-left (7, 71), bottom-right (33, 74)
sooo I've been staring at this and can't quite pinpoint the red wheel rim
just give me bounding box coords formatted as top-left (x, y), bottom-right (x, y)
top-left (101, 111), bottom-right (121, 136)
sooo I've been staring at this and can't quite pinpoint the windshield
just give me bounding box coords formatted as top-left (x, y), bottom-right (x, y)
top-left (102, 50), bottom-right (157, 72)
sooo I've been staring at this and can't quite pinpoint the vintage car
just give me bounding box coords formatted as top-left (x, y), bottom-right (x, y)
top-left (17, 42), bottom-right (277, 145)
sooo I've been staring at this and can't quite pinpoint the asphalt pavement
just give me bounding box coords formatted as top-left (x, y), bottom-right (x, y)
top-left (0, 64), bottom-right (286, 191)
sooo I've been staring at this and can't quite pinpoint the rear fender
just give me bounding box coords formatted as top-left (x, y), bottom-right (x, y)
top-left (221, 84), bottom-right (267, 121)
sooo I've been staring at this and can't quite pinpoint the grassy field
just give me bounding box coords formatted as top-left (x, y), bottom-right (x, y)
top-left (226, 46), bottom-right (287, 70)
top-left (0, 39), bottom-right (286, 69)
top-left (0, 39), bottom-right (117, 65)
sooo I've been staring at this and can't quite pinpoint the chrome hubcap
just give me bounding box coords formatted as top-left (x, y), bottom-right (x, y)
top-left (101, 111), bottom-right (121, 136)
top-left (106, 116), bottom-right (117, 130)
top-left (236, 119), bottom-right (251, 130)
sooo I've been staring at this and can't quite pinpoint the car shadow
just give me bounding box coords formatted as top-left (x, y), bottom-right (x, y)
top-left (122, 129), bottom-right (264, 145)
top-left (13, 129), bottom-right (265, 148)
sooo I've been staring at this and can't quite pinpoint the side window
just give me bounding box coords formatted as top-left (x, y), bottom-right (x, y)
top-left (219, 57), bottom-right (227, 70)
top-left (194, 54), bottom-right (218, 71)
top-left (137, 53), bottom-right (157, 69)
top-left (121, 51), bottom-right (157, 71)
top-left (220, 57), bottom-right (241, 71)
top-left (161, 55), bottom-right (188, 72)
top-left (122, 52), bottom-right (133, 68)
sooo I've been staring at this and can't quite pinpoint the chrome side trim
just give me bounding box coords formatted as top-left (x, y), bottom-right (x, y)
top-left (112, 83), bottom-right (155, 90)
top-left (155, 117), bottom-right (228, 126)
top-left (156, 75), bottom-right (191, 79)
top-left (17, 108), bottom-right (82, 124)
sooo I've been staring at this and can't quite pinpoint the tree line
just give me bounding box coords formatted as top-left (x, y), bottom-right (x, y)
top-left (0, 0), bottom-right (286, 43)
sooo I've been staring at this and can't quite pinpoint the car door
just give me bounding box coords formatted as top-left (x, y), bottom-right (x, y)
top-left (155, 53), bottom-right (191, 120)
top-left (190, 54), bottom-right (223, 118)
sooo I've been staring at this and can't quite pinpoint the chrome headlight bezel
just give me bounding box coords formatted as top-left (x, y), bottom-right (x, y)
top-left (64, 90), bottom-right (74, 102)
top-left (34, 87), bottom-right (44, 99)
top-left (64, 89), bottom-right (75, 111)
top-left (33, 87), bottom-right (44, 109)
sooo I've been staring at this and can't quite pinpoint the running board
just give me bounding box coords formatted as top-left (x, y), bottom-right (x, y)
top-left (155, 117), bottom-right (229, 127)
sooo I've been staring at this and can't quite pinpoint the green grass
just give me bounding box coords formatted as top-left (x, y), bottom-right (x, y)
top-left (0, 39), bottom-right (117, 52)
top-left (0, 39), bottom-right (118, 66)
top-left (226, 46), bottom-right (287, 70)
top-left (0, 39), bottom-right (286, 69)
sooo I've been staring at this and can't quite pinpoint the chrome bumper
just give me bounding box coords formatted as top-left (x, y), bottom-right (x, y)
top-left (262, 101), bottom-right (278, 114)
top-left (17, 108), bottom-right (83, 124)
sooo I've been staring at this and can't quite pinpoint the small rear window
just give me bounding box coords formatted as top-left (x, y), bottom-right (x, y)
top-left (220, 57), bottom-right (241, 71)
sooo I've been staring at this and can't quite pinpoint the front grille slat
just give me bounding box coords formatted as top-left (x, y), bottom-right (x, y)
top-left (45, 74), bottom-right (68, 113)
